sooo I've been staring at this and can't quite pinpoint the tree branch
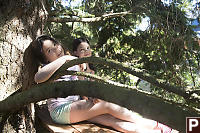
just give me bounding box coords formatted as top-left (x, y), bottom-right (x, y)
top-left (0, 81), bottom-right (199, 132)
top-left (47, 11), bottom-right (132, 23)
top-left (48, 70), bottom-right (136, 90)
top-left (51, 57), bottom-right (200, 104)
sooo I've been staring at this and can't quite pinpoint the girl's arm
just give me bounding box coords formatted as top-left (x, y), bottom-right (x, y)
top-left (34, 55), bottom-right (77, 83)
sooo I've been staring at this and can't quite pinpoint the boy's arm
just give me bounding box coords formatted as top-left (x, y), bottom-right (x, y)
top-left (34, 55), bottom-right (77, 83)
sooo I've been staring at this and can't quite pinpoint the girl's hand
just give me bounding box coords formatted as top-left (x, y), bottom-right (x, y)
top-left (80, 63), bottom-right (87, 72)
top-left (92, 98), bottom-right (100, 104)
top-left (82, 97), bottom-right (99, 104)
top-left (82, 96), bottom-right (89, 100)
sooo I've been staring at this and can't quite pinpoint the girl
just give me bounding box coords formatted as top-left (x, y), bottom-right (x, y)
top-left (72, 37), bottom-right (94, 80)
top-left (31, 35), bottom-right (175, 133)
top-left (71, 37), bottom-right (177, 133)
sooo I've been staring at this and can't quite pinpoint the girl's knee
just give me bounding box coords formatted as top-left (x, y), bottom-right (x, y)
top-left (100, 102), bottom-right (115, 113)
top-left (71, 100), bottom-right (94, 110)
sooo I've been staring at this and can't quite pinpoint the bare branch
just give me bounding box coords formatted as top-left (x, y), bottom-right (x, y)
top-left (47, 11), bottom-right (132, 23)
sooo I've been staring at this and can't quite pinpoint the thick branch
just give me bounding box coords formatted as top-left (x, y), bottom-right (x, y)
top-left (0, 81), bottom-right (198, 132)
top-left (47, 11), bottom-right (132, 23)
top-left (51, 57), bottom-right (199, 104)
top-left (48, 70), bottom-right (136, 90)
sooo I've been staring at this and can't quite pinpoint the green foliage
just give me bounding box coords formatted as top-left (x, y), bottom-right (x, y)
top-left (45, 0), bottom-right (200, 104)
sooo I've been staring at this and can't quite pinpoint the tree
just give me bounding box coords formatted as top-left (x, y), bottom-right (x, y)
top-left (0, 0), bottom-right (48, 132)
top-left (46, 0), bottom-right (200, 88)
top-left (0, 0), bottom-right (200, 132)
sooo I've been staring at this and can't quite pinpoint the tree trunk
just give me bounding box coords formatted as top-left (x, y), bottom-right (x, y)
top-left (0, 0), bottom-right (47, 132)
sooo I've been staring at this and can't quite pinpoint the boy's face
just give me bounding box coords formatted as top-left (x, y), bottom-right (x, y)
top-left (42, 40), bottom-right (64, 63)
top-left (74, 42), bottom-right (91, 58)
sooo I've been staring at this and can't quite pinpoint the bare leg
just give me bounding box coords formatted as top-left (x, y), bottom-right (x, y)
top-left (88, 114), bottom-right (161, 133)
top-left (70, 99), bottom-right (158, 130)
top-left (70, 99), bottom-right (139, 123)
top-left (89, 114), bottom-right (137, 133)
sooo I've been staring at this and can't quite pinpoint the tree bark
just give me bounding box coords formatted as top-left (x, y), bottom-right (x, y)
top-left (0, 0), bottom-right (47, 132)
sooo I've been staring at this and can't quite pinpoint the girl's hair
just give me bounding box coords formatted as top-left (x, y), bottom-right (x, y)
top-left (24, 35), bottom-right (68, 87)
top-left (72, 37), bottom-right (95, 70)
top-left (31, 35), bottom-right (66, 64)
top-left (72, 37), bottom-right (90, 52)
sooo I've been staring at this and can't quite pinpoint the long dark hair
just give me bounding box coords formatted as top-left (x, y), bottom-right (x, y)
top-left (31, 35), bottom-right (66, 64)
top-left (31, 35), bottom-right (65, 64)
top-left (23, 35), bottom-right (68, 87)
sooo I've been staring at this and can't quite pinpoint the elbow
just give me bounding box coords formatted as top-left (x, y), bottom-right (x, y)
top-left (34, 73), bottom-right (45, 83)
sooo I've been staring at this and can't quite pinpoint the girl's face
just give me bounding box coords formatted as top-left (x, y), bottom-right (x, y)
top-left (42, 40), bottom-right (64, 63)
top-left (74, 42), bottom-right (91, 58)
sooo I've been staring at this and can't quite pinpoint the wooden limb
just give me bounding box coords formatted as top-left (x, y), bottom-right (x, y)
top-left (48, 11), bottom-right (132, 23)
top-left (0, 81), bottom-right (199, 132)
top-left (51, 57), bottom-right (199, 104)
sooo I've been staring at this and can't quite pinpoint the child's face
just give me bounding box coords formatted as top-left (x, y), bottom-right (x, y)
top-left (42, 40), bottom-right (64, 63)
top-left (74, 42), bottom-right (91, 58)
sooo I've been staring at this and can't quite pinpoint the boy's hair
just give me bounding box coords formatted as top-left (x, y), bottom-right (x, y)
top-left (31, 35), bottom-right (66, 64)
top-left (72, 37), bottom-right (90, 52)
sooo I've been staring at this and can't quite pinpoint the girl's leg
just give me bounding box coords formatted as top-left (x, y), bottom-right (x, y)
top-left (88, 114), bottom-right (162, 133)
top-left (70, 99), bottom-right (138, 123)
top-left (70, 99), bottom-right (157, 130)
top-left (88, 114), bottom-right (137, 133)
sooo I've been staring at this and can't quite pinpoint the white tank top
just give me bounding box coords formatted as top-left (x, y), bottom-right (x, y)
top-left (47, 65), bottom-right (80, 112)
